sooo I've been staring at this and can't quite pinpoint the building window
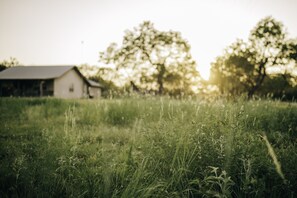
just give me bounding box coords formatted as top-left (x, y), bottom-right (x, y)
top-left (42, 82), bottom-right (47, 91)
top-left (69, 84), bottom-right (74, 92)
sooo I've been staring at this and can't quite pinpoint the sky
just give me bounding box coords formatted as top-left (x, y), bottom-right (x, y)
top-left (0, 0), bottom-right (297, 79)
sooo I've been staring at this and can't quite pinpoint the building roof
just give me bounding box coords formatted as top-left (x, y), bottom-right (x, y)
top-left (0, 66), bottom-right (76, 80)
top-left (87, 79), bottom-right (104, 88)
top-left (0, 66), bottom-right (104, 89)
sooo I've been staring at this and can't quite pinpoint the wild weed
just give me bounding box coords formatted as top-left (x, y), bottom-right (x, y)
top-left (0, 97), bottom-right (296, 197)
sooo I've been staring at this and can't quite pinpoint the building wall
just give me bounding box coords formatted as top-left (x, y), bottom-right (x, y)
top-left (54, 69), bottom-right (88, 99)
top-left (89, 87), bottom-right (101, 98)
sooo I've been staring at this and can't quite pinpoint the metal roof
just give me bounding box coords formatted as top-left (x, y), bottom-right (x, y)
top-left (87, 80), bottom-right (104, 88)
top-left (0, 66), bottom-right (75, 80)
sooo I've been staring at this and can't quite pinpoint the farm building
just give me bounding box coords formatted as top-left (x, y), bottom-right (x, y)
top-left (0, 66), bottom-right (103, 99)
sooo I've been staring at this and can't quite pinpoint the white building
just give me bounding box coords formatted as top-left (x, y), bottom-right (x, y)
top-left (0, 66), bottom-right (103, 99)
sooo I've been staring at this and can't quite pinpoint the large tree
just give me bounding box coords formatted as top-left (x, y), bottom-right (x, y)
top-left (100, 21), bottom-right (200, 95)
top-left (210, 16), bottom-right (296, 98)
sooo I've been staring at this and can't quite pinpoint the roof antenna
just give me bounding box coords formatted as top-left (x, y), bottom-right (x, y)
top-left (81, 40), bottom-right (84, 64)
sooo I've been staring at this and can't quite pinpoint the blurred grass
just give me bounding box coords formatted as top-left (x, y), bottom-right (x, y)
top-left (0, 97), bottom-right (296, 197)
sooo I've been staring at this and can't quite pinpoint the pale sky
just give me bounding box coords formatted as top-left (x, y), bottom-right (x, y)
top-left (0, 0), bottom-right (297, 79)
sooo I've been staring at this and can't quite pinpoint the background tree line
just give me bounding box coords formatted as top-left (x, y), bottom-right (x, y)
top-left (1, 16), bottom-right (297, 99)
top-left (95, 16), bottom-right (297, 99)
top-left (0, 57), bottom-right (20, 71)
top-left (209, 16), bottom-right (297, 100)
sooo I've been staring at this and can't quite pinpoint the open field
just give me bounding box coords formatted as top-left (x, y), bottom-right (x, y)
top-left (0, 97), bottom-right (297, 197)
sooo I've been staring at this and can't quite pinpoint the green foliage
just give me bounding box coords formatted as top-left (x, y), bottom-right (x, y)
top-left (0, 98), bottom-right (297, 197)
top-left (91, 67), bottom-right (128, 98)
top-left (102, 100), bottom-right (140, 126)
top-left (100, 21), bottom-right (200, 95)
top-left (256, 74), bottom-right (297, 100)
top-left (78, 64), bottom-right (130, 98)
top-left (0, 57), bottom-right (20, 71)
top-left (284, 39), bottom-right (297, 60)
top-left (191, 166), bottom-right (235, 198)
top-left (210, 16), bottom-right (297, 98)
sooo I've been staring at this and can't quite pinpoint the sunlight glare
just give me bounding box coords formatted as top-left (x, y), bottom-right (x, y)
top-left (198, 66), bottom-right (211, 80)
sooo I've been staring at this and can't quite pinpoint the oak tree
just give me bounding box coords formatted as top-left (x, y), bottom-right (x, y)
top-left (210, 16), bottom-right (296, 98)
top-left (100, 21), bottom-right (200, 95)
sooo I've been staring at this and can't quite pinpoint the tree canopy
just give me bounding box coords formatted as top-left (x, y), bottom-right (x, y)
top-left (100, 21), bottom-right (200, 95)
top-left (0, 57), bottom-right (20, 71)
top-left (210, 16), bottom-right (297, 98)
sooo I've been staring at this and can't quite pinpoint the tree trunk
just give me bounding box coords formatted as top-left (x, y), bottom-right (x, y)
top-left (158, 79), bottom-right (164, 95)
top-left (248, 62), bottom-right (266, 99)
top-left (130, 81), bottom-right (140, 93)
top-left (157, 64), bottom-right (166, 95)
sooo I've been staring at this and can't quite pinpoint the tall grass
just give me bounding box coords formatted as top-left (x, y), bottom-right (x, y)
top-left (0, 97), bottom-right (296, 197)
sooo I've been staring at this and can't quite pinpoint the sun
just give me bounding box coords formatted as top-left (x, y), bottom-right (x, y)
top-left (198, 66), bottom-right (211, 80)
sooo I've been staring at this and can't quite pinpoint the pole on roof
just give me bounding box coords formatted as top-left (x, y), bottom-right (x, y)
top-left (81, 40), bottom-right (84, 64)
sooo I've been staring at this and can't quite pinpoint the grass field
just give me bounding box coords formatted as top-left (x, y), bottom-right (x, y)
top-left (0, 97), bottom-right (297, 197)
